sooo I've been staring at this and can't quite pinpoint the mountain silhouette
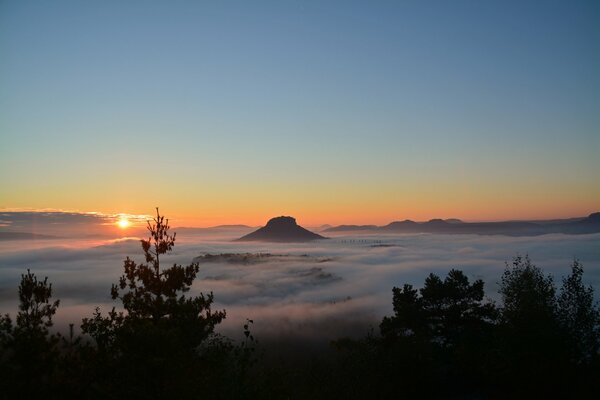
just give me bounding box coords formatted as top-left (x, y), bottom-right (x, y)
top-left (326, 224), bottom-right (379, 232)
top-left (581, 212), bottom-right (600, 224)
top-left (236, 216), bottom-right (326, 242)
top-left (323, 212), bottom-right (600, 236)
top-left (0, 231), bottom-right (58, 241)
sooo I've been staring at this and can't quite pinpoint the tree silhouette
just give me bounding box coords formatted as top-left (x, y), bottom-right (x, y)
top-left (379, 269), bottom-right (497, 396)
top-left (497, 255), bottom-right (566, 396)
top-left (500, 255), bottom-right (557, 326)
top-left (83, 208), bottom-right (225, 341)
top-left (557, 259), bottom-right (600, 364)
top-left (81, 208), bottom-right (226, 398)
top-left (380, 283), bottom-right (425, 341)
top-left (0, 270), bottom-right (60, 399)
top-left (111, 208), bottom-right (225, 339)
top-left (381, 269), bottom-right (497, 347)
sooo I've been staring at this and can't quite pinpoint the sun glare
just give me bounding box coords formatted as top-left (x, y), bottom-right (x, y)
top-left (117, 217), bottom-right (130, 229)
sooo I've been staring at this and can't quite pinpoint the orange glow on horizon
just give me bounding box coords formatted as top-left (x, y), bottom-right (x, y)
top-left (2, 164), bottom-right (599, 228)
top-left (2, 197), bottom-right (598, 229)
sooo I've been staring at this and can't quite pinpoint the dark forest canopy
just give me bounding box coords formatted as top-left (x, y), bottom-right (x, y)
top-left (1, 211), bottom-right (598, 399)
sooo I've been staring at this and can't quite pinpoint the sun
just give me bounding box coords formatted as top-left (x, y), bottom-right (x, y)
top-left (117, 217), bottom-right (130, 229)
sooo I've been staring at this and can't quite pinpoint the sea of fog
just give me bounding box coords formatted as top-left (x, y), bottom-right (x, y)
top-left (1, 230), bottom-right (599, 342)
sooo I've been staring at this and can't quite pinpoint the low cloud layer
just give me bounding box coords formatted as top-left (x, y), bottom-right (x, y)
top-left (1, 231), bottom-right (599, 341)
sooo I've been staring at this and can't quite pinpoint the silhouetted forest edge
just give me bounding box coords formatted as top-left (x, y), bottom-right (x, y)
top-left (1, 210), bottom-right (599, 399)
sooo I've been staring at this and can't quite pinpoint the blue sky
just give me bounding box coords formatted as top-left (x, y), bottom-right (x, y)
top-left (1, 0), bottom-right (599, 224)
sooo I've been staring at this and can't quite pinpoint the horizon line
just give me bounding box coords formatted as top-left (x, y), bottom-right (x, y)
top-left (0, 208), bottom-right (597, 229)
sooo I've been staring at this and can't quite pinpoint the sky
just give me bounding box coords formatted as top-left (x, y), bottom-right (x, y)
top-left (1, 0), bottom-right (599, 226)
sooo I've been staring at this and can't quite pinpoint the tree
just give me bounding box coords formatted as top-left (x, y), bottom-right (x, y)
top-left (381, 269), bottom-right (496, 347)
top-left (497, 255), bottom-right (566, 396)
top-left (380, 283), bottom-right (424, 341)
top-left (83, 208), bottom-right (225, 342)
top-left (420, 269), bottom-right (497, 348)
top-left (0, 270), bottom-right (60, 398)
top-left (81, 208), bottom-right (226, 398)
top-left (500, 254), bottom-right (557, 327)
top-left (557, 259), bottom-right (600, 364)
top-left (111, 208), bottom-right (225, 341)
top-left (379, 269), bottom-right (497, 396)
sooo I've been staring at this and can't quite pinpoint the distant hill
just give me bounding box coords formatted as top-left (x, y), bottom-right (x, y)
top-left (314, 224), bottom-right (333, 232)
top-left (582, 212), bottom-right (600, 223)
top-left (381, 220), bottom-right (419, 232)
top-left (0, 231), bottom-right (58, 241)
top-left (323, 212), bottom-right (600, 236)
top-left (325, 224), bottom-right (379, 233)
top-left (236, 216), bottom-right (326, 242)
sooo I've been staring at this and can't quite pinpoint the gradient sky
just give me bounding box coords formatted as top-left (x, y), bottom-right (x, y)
top-left (1, 0), bottom-right (599, 226)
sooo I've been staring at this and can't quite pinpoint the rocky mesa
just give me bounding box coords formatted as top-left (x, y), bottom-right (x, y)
top-left (236, 216), bottom-right (326, 242)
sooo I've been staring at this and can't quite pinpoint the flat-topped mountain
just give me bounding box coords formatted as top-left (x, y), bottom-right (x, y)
top-left (236, 216), bottom-right (326, 242)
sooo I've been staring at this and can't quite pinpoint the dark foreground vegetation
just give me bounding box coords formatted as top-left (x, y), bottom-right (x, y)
top-left (1, 211), bottom-right (599, 399)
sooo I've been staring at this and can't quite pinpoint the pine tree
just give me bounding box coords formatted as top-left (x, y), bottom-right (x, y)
top-left (81, 208), bottom-right (226, 397)
top-left (0, 270), bottom-right (60, 398)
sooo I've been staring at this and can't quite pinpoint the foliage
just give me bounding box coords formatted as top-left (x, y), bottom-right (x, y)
top-left (322, 257), bottom-right (599, 399)
top-left (378, 269), bottom-right (498, 396)
top-left (83, 208), bottom-right (225, 344)
top-left (495, 255), bottom-right (563, 394)
top-left (381, 269), bottom-right (497, 347)
top-left (80, 208), bottom-right (228, 398)
top-left (557, 259), bottom-right (600, 364)
top-left (15, 269), bottom-right (60, 334)
top-left (484, 255), bottom-right (600, 397)
top-left (0, 270), bottom-right (61, 399)
top-left (500, 254), bottom-right (557, 328)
